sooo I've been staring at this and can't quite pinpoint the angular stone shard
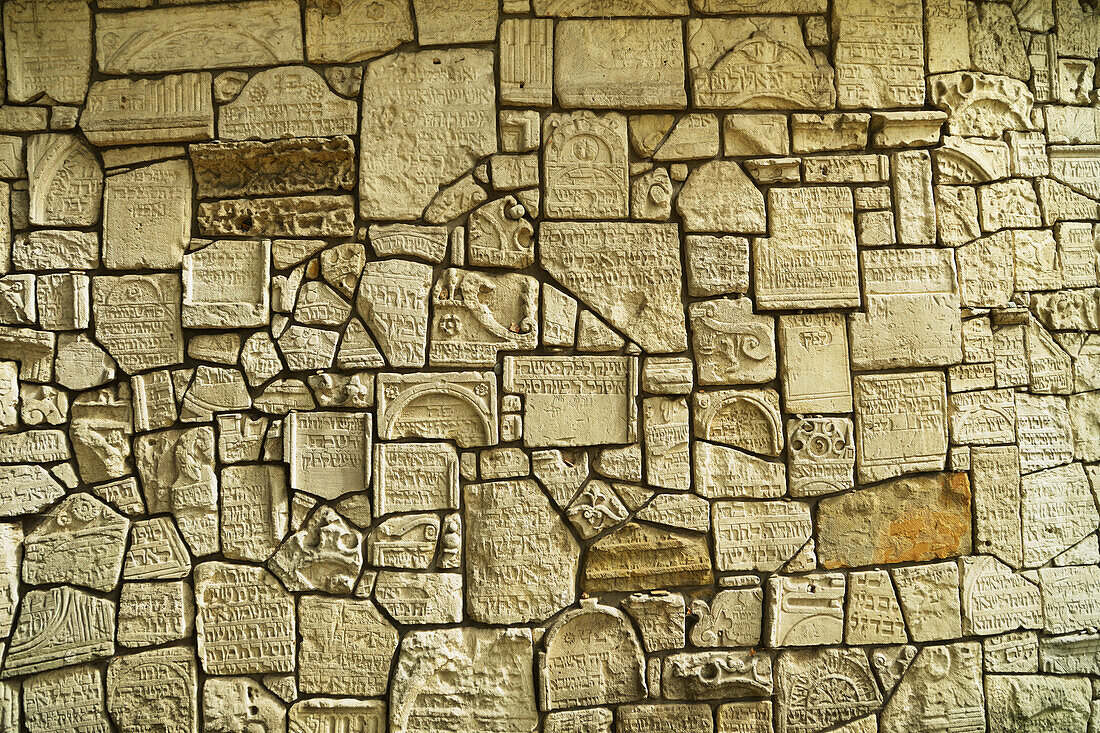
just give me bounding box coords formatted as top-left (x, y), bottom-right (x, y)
top-left (22, 493), bottom-right (129, 592)
top-left (123, 517), bottom-right (191, 581)
top-left (687, 18), bottom-right (835, 109)
top-left (465, 479), bottom-right (579, 624)
top-left (960, 555), bottom-right (1042, 636)
top-left (541, 222), bottom-right (685, 352)
top-left (299, 596), bottom-right (397, 697)
top-left (391, 628), bottom-right (537, 733)
top-left (191, 136), bottom-right (355, 198)
top-left (202, 677), bottom-right (285, 733)
top-left (194, 562), bottom-right (295, 675)
top-left (304, 0), bottom-right (414, 63)
top-left (218, 462), bottom-right (286, 559)
top-left (3, 586), bottom-right (115, 677)
top-left (0, 523), bottom-right (19, 637)
top-left (891, 562), bottom-right (963, 642)
top-left (360, 50), bottom-right (496, 220)
top-left (690, 586), bottom-right (762, 647)
top-left (95, 0), bottom-right (303, 74)
top-left (0, 464), bottom-right (64, 517)
top-left (270, 505), bottom-right (363, 593)
top-left (846, 570), bottom-right (908, 644)
top-left (357, 259), bottom-right (433, 368)
top-left (541, 599), bottom-right (646, 711)
top-left (986, 675), bottom-right (1091, 733)
top-left (678, 161), bottom-right (766, 233)
top-left (1021, 462), bottom-right (1097, 567)
top-left (881, 643), bottom-right (985, 732)
top-left (543, 111), bottom-right (629, 219)
top-left (694, 440), bottom-right (785, 499)
top-left (82, 74), bottom-right (214, 146)
top-left (776, 648), bottom-right (881, 732)
top-left (556, 20), bottom-right (686, 109)
top-left (135, 427), bottom-right (219, 557)
top-left (584, 522), bottom-right (713, 592)
top-left (107, 647), bottom-right (197, 733)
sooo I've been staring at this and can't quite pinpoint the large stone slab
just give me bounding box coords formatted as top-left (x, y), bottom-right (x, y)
top-left (218, 66), bottom-right (356, 141)
top-left (555, 20), bottom-right (686, 109)
top-left (95, 0), bottom-right (303, 74)
top-left (818, 473), bottom-right (971, 568)
top-left (391, 628), bottom-right (537, 733)
top-left (464, 480), bottom-right (579, 624)
top-left (82, 74), bottom-right (214, 146)
top-left (360, 50), bottom-right (496, 220)
top-left (191, 137), bottom-right (356, 198)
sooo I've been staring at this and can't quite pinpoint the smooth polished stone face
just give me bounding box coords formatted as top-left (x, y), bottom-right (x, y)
top-left (1, 2), bottom-right (1098, 729)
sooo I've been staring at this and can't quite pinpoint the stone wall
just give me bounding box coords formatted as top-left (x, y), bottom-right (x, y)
top-left (0, 0), bottom-right (1098, 730)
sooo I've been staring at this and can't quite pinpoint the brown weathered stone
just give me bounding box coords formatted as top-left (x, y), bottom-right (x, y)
top-left (190, 137), bottom-right (356, 198)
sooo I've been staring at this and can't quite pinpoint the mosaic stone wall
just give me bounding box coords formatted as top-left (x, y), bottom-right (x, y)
top-left (0, 0), bottom-right (1100, 730)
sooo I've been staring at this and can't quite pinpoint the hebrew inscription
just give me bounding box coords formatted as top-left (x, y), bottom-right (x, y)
top-left (0, 2), bottom-right (1098, 730)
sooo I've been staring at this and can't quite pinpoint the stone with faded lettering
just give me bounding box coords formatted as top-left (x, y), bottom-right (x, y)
top-left (854, 371), bottom-right (947, 482)
top-left (881, 643), bottom-right (985, 732)
top-left (361, 50), bottom-right (495, 220)
top-left (93, 274), bottom-right (184, 374)
top-left (714, 500), bottom-right (812, 572)
top-left (693, 388), bottom-right (783, 456)
top-left (117, 581), bottom-right (193, 648)
top-left (688, 18), bottom-right (835, 109)
top-left (543, 111), bottom-right (629, 219)
top-left (107, 646), bottom-right (197, 733)
top-left (305, 0), bottom-right (413, 62)
top-left (776, 648), bottom-right (881, 732)
top-left (28, 133), bottom-right (101, 227)
top-left (299, 596), bottom-right (396, 697)
top-left (766, 573), bottom-right (845, 646)
top-left (391, 627), bottom-right (537, 733)
top-left (556, 20), bottom-right (686, 109)
top-left (890, 562), bottom-right (963, 642)
top-left (377, 371), bottom-right (498, 446)
top-left (96, 1), bottom-right (303, 74)
top-left (135, 427), bottom-right (218, 557)
top-left (542, 222), bottom-right (685, 352)
top-left (285, 411), bottom-right (370, 501)
top-left (541, 598), bottom-right (646, 710)
top-left (465, 479), bottom-right (579, 623)
top-left (203, 677), bottom-right (285, 733)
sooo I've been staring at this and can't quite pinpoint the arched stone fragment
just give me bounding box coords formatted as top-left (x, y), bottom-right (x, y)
top-left (540, 598), bottom-right (646, 711)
